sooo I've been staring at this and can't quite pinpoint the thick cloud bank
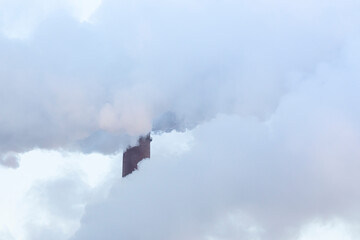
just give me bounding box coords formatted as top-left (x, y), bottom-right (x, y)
top-left (1, 0), bottom-right (359, 167)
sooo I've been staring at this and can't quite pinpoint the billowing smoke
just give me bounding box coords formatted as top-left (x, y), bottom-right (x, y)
top-left (1, 0), bottom-right (360, 239)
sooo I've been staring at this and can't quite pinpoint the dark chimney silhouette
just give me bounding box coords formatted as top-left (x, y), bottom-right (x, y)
top-left (122, 134), bottom-right (151, 177)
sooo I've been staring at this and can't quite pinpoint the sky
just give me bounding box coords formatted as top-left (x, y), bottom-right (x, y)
top-left (1, 0), bottom-right (360, 239)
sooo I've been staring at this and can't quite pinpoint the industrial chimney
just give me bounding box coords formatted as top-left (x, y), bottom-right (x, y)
top-left (122, 134), bottom-right (151, 177)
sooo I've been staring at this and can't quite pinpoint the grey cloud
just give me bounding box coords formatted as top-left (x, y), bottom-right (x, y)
top-left (0, 153), bottom-right (20, 169)
top-left (1, 0), bottom-right (357, 167)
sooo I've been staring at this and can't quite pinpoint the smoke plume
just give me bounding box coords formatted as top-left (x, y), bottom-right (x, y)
top-left (1, 0), bottom-right (360, 239)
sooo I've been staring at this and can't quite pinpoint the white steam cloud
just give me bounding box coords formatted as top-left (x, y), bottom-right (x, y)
top-left (1, 0), bottom-right (357, 166)
top-left (1, 0), bottom-right (360, 239)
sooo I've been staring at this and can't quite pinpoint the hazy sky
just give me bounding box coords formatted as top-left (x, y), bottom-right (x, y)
top-left (1, 0), bottom-right (360, 239)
